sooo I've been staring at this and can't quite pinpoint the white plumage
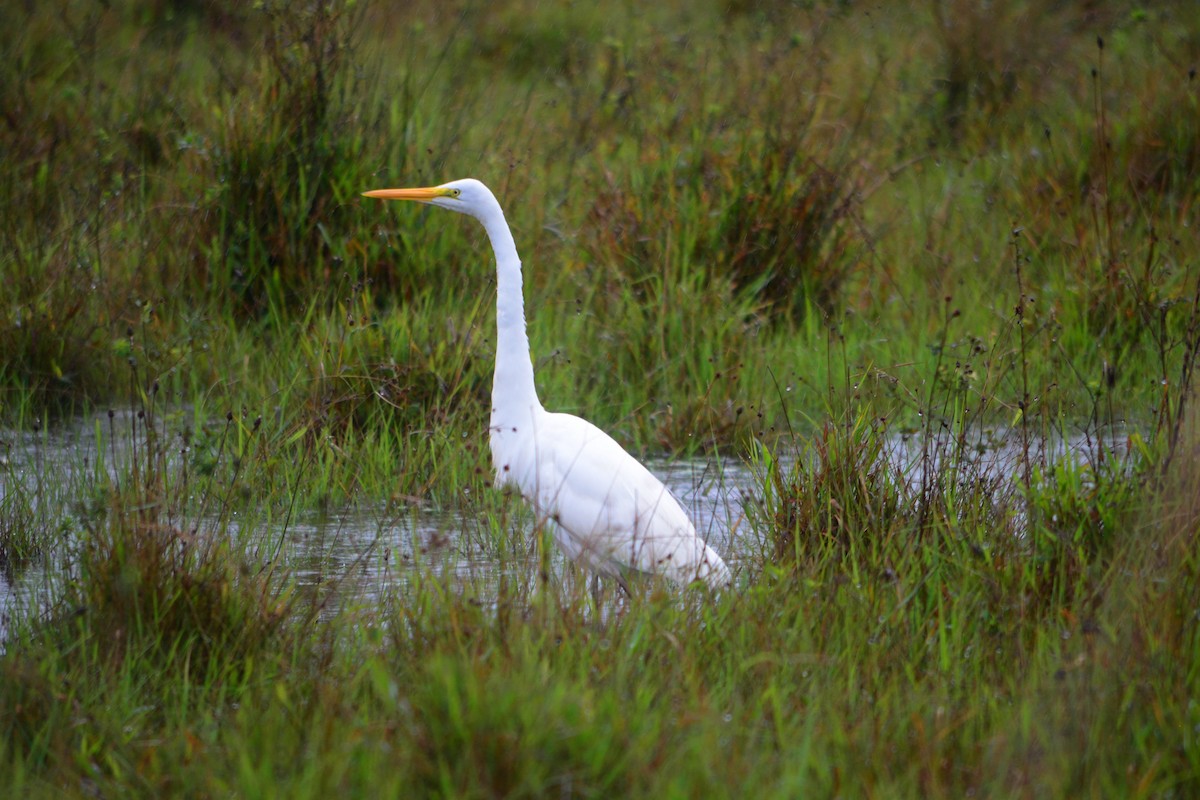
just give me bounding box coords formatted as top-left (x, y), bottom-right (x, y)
top-left (364, 178), bottom-right (731, 591)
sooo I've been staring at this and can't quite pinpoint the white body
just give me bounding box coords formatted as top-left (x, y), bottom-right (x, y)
top-left (491, 407), bottom-right (731, 587)
top-left (366, 178), bottom-right (731, 589)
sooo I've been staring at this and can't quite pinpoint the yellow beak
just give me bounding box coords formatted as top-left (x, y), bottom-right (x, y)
top-left (362, 186), bottom-right (452, 202)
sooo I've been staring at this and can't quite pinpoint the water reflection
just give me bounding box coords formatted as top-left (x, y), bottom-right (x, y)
top-left (0, 412), bottom-right (762, 639)
top-left (268, 456), bottom-right (759, 617)
top-left (1, 411), bottom-right (1133, 642)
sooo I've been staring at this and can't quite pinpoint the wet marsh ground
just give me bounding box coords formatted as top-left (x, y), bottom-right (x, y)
top-left (2, 1), bottom-right (1200, 795)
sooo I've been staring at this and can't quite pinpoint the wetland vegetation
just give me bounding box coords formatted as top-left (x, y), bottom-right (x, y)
top-left (2, 0), bottom-right (1199, 795)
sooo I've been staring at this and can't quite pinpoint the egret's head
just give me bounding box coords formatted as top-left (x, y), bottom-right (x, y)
top-left (363, 178), bottom-right (498, 220)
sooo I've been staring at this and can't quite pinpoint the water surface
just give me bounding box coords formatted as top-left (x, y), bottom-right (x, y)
top-left (1, 411), bottom-right (1132, 641)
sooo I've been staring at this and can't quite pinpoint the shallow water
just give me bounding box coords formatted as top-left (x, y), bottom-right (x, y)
top-left (0, 413), bottom-right (761, 640)
top-left (1, 411), bottom-right (1132, 641)
top-left (293, 456), bottom-right (756, 603)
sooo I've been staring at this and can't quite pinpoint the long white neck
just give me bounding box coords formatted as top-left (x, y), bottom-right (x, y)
top-left (478, 206), bottom-right (542, 428)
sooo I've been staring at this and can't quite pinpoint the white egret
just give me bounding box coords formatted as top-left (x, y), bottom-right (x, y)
top-left (364, 179), bottom-right (731, 591)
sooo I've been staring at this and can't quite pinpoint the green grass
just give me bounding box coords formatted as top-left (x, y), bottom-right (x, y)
top-left (2, 0), bottom-right (1199, 795)
top-left (2, 399), bottom-right (1197, 795)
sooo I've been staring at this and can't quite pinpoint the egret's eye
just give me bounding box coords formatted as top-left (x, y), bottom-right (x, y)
top-left (449, 188), bottom-right (462, 198)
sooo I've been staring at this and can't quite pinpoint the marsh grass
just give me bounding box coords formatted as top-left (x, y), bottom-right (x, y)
top-left (0, 479), bottom-right (41, 579)
top-left (2, 0), bottom-right (1196, 458)
top-left (2, 0), bottom-right (1200, 795)
top-left (1, 387), bottom-right (1198, 795)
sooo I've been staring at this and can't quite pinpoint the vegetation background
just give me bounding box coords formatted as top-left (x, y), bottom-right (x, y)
top-left (1, 0), bottom-right (1198, 796)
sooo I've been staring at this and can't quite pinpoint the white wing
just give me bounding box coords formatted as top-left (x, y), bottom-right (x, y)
top-left (492, 410), bottom-right (731, 588)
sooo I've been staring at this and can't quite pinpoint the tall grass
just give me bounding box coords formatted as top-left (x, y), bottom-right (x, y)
top-left (2, 362), bottom-right (1196, 794)
top-left (1, 0), bottom-right (1199, 794)
top-left (3, 0), bottom-right (1194, 459)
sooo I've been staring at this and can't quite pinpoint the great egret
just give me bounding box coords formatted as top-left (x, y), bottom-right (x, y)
top-left (364, 179), bottom-right (732, 591)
